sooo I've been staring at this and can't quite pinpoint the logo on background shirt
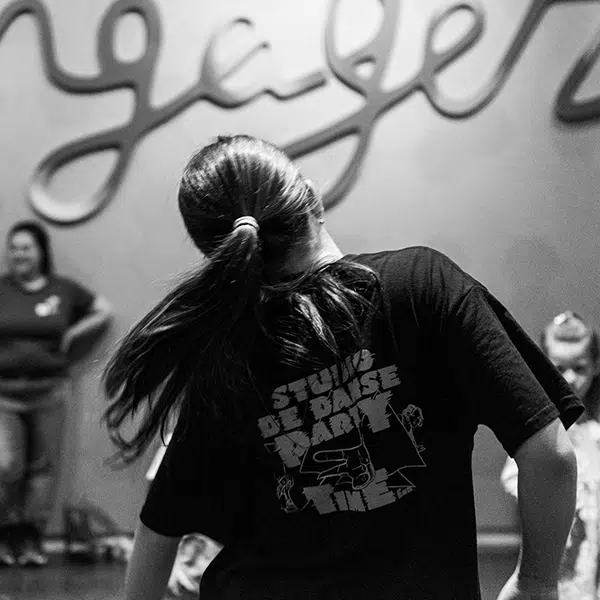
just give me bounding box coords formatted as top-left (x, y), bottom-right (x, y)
top-left (258, 349), bottom-right (427, 515)
top-left (34, 295), bottom-right (61, 317)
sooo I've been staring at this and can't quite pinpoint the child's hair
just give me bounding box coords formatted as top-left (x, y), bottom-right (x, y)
top-left (103, 135), bottom-right (380, 464)
top-left (541, 310), bottom-right (600, 416)
top-left (541, 311), bottom-right (599, 363)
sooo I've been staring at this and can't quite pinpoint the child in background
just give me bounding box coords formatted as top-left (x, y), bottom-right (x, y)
top-left (501, 312), bottom-right (600, 600)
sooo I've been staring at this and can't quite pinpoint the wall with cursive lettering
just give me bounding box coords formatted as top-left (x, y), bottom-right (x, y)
top-left (0, 0), bottom-right (599, 537)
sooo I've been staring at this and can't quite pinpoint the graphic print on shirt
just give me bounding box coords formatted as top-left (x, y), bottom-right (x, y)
top-left (34, 295), bottom-right (61, 317)
top-left (258, 349), bottom-right (427, 515)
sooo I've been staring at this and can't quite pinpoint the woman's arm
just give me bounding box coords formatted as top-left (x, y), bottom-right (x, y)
top-left (61, 295), bottom-right (112, 353)
top-left (124, 520), bottom-right (181, 600)
top-left (497, 417), bottom-right (577, 600)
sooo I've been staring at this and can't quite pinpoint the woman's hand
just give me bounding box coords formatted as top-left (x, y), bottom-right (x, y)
top-left (60, 296), bottom-right (112, 357)
top-left (167, 559), bottom-right (200, 596)
top-left (166, 534), bottom-right (218, 596)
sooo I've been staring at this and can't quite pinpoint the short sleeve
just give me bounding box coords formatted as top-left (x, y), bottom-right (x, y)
top-left (139, 411), bottom-right (254, 545)
top-left (139, 417), bottom-right (204, 538)
top-left (63, 278), bottom-right (96, 323)
top-left (445, 285), bottom-right (583, 456)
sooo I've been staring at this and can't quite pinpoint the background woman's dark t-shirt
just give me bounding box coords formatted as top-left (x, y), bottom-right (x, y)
top-left (0, 274), bottom-right (95, 378)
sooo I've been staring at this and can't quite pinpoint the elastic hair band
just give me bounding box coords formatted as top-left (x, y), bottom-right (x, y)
top-left (233, 216), bottom-right (259, 232)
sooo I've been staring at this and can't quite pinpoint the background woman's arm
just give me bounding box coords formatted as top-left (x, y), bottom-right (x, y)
top-left (62, 295), bottom-right (112, 353)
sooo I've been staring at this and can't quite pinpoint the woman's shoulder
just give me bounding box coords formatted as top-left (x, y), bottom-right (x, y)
top-left (0, 273), bottom-right (19, 293)
top-left (44, 275), bottom-right (96, 305)
top-left (347, 245), bottom-right (467, 279)
top-left (47, 274), bottom-right (86, 291)
top-left (346, 246), bottom-right (480, 311)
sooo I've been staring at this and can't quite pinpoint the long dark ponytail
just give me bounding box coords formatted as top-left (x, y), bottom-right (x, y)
top-left (103, 135), bottom-right (380, 464)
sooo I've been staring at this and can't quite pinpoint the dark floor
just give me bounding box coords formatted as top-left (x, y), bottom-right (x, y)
top-left (0, 556), bottom-right (198, 600)
top-left (0, 552), bottom-right (516, 600)
top-left (0, 557), bottom-right (124, 600)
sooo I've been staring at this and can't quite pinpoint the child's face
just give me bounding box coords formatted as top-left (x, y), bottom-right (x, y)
top-left (546, 337), bottom-right (596, 398)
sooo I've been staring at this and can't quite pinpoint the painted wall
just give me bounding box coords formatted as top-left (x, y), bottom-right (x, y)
top-left (0, 0), bottom-right (599, 535)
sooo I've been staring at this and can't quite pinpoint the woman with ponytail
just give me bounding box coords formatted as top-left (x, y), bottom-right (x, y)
top-left (105, 135), bottom-right (582, 600)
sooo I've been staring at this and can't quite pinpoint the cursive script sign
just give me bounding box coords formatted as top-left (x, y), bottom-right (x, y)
top-left (0, 0), bottom-right (598, 224)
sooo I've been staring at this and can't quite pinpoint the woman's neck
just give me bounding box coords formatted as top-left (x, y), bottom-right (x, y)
top-left (310, 226), bottom-right (344, 265)
top-left (277, 227), bottom-right (344, 278)
top-left (12, 272), bottom-right (48, 292)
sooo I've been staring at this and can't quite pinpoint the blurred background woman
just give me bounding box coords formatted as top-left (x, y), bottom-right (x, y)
top-left (0, 220), bottom-right (111, 567)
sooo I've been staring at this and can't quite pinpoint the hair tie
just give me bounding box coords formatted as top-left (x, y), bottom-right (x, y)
top-left (233, 216), bottom-right (259, 232)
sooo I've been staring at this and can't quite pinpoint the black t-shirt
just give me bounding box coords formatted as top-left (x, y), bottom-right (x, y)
top-left (140, 247), bottom-right (583, 600)
top-left (0, 274), bottom-right (96, 377)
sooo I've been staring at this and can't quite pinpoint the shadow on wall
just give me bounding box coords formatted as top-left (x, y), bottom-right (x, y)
top-left (501, 235), bottom-right (564, 322)
top-left (413, 107), bottom-right (518, 187)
